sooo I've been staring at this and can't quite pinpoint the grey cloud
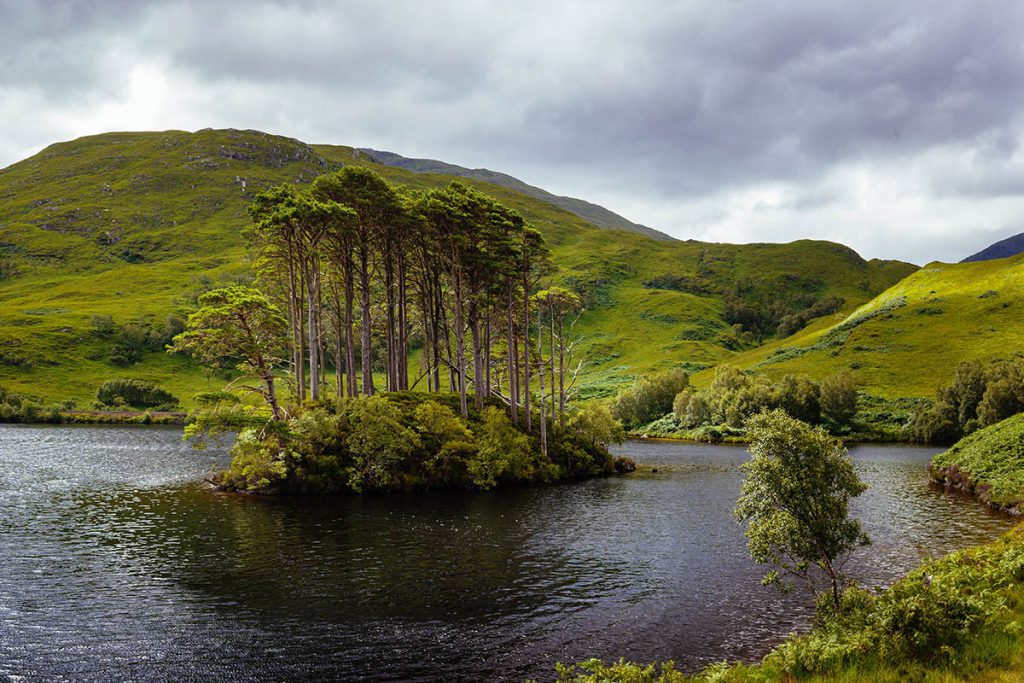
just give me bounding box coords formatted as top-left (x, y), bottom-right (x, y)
top-left (3, 0), bottom-right (1024, 262)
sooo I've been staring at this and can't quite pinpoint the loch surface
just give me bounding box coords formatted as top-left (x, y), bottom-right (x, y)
top-left (0, 425), bottom-right (1013, 681)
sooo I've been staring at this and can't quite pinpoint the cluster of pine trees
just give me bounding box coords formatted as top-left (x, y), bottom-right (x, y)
top-left (239, 166), bottom-right (583, 455)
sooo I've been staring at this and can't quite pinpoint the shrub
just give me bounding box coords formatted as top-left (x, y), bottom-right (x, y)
top-left (339, 395), bottom-right (421, 491)
top-left (820, 371), bottom-right (858, 426)
top-left (96, 378), bottom-right (179, 409)
top-left (468, 406), bottom-right (540, 488)
top-left (215, 430), bottom-right (289, 492)
top-left (909, 360), bottom-right (1024, 443)
top-left (909, 399), bottom-right (961, 445)
top-left (568, 403), bottom-right (625, 449)
top-left (611, 369), bottom-right (690, 427)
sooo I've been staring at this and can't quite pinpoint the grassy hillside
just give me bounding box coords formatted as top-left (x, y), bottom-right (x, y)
top-left (713, 255), bottom-right (1024, 398)
top-left (931, 413), bottom-right (1024, 509)
top-left (0, 129), bottom-right (914, 408)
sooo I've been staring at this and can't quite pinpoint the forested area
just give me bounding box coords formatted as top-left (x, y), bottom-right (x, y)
top-left (172, 167), bottom-right (630, 492)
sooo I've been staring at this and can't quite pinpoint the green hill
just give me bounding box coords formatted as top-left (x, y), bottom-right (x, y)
top-left (0, 129), bottom-right (915, 408)
top-left (715, 254), bottom-right (1024, 397)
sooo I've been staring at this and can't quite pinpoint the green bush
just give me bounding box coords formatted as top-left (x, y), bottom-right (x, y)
top-left (339, 395), bottom-right (421, 491)
top-left (468, 406), bottom-right (544, 488)
top-left (611, 369), bottom-right (690, 427)
top-left (96, 378), bottom-right (179, 409)
top-left (909, 360), bottom-right (1024, 444)
top-left (215, 430), bottom-right (290, 492)
top-left (209, 393), bottom-right (622, 495)
top-left (820, 371), bottom-right (858, 427)
top-left (667, 369), bottom-right (851, 433)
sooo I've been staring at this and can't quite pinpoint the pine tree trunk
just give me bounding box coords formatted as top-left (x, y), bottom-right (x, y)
top-left (359, 243), bottom-right (375, 396)
top-left (343, 254), bottom-right (357, 397)
top-left (537, 310), bottom-right (547, 458)
top-left (506, 284), bottom-right (518, 424)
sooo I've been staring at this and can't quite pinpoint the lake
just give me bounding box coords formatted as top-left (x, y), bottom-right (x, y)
top-left (0, 425), bottom-right (1013, 681)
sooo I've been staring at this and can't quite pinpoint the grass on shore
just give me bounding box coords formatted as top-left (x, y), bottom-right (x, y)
top-left (931, 413), bottom-right (1024, 509)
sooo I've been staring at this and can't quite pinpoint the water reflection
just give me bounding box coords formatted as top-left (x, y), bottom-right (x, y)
top-left (0, 426), bottom-right (1014, 681)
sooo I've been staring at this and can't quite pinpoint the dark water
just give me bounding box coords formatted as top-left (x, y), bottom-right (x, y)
top-left (0, 426), bottom-right (1014, 681)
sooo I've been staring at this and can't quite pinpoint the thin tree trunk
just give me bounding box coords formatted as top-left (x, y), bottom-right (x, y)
top-left (485, 308), bottom-right (492, 398)
top-left (343, 254), bottom-right (357, 397)
top-left (306, 257), bottom-right (320, 402)
top-left (359, 244), bottom-right (374, 396)
top-left (537, 309), bottom-right (547, 458)
top-left (397, 250), bottom-right (409, 390)
top-left (506, 284), bottom-right (518, 425)
top-left (332, 286), bottom-right (344, 398)
top-left (549, 299), bottom-right (556, 425)
top-left (263, 368), bottom-right (282, 421)
top-left (453, 270), bottom-right (468, 418)
top-left (469, 300), bottom-right (483, 410)
top-left (522, 274), bottom-right (532, 431)
top-left (558, 315), bottom-right (566, 428)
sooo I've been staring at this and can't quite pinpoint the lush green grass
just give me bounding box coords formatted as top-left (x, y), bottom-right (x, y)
top-left (931, 413), bottom-right (1024, 508)
top-left (713, 255), bottom-right (1024, 398)
top-left (0, 130), bottom-right (914, 407)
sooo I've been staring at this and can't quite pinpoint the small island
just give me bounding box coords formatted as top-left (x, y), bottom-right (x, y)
top-left (170, 168), bottom-right (633, 494)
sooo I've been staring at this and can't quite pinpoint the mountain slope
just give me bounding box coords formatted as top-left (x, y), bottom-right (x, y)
top-left (717, 255), bottom-right (1024, 397)
top-left (358, 148), bottom-right (676, 241)
top-left (0, 129), bottom-right (915, 407)
top-left (962, 232), bottom-right (1024, 262)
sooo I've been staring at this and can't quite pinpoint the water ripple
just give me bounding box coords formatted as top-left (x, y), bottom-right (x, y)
top-left (0, 426), bottom-right (1014, 681)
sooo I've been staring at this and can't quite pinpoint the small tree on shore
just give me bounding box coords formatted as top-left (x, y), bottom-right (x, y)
top-left (735, 410), bottom-right (870, 612)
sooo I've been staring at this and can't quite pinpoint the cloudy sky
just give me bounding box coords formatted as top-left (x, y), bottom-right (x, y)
top-left (3, 0), bottom-right (1024, 263)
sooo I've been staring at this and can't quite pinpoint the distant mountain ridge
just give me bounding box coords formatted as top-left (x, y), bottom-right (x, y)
top-left (357, 148), bottom-right (676, 242)
top-left (962, 232), bottom-right (1024, 263)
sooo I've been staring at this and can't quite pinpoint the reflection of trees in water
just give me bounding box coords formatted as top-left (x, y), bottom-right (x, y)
top-left (64, 481), bottom-right (638, 624)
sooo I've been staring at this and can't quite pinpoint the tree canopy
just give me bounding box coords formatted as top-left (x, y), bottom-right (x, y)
top-left (735, 410), bottom-right (870, 611)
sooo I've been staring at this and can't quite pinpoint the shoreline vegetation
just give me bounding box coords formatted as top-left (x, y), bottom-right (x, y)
top-left (550, 412), bottom-right (1024, 682)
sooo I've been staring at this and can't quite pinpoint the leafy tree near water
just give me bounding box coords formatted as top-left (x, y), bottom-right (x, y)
top-left (735, 410), bottom-right (870, 612)
top-left (610, 368), bottom-right (690, 427)
top-left (169, 286), bottom-right (289, 420)
top-left (910, 359), bottom-right (1024, 444)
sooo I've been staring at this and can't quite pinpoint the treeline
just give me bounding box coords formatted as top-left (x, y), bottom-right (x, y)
top-left (170, 168), bottom-right (628, 493)
top-left (238, 168), bottom-right (584, 456)
top-left (610, 366), bottom-right (858, 433)
top-left (910, 360), bottom-right (1024, 444)
top-left (0, 384), bottom-right (63, 423)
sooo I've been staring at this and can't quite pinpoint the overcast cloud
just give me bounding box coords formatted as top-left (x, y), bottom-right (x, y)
top-left (3, 0), bottom-right (1024, 263)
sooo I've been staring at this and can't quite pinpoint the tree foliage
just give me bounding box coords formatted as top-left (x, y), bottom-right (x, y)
top-left (169, 286), bottom-right (289, 420)
top-left (669, 367), bottom-right (854, 432)
top-left (95, 378), bottom-right (178, 410)
top-left (735, 410), bottom-right (870, 611)
top-left (610, 369), bottom-right (690, 427)
top-left (910, 360), bottom-right (1024, 444)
